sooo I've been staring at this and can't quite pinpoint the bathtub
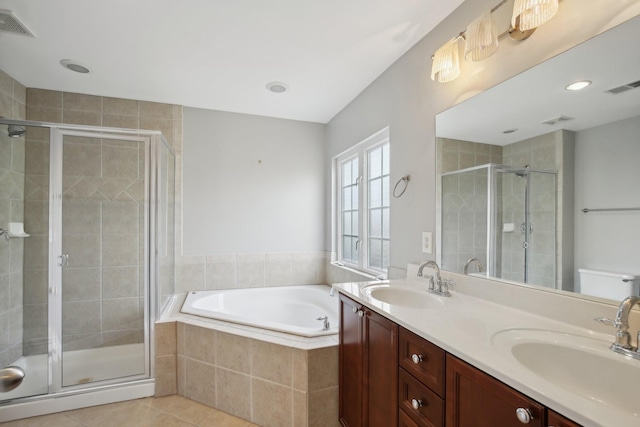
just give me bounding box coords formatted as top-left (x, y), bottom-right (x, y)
top-left (180, 284), bottom-right (338, 337)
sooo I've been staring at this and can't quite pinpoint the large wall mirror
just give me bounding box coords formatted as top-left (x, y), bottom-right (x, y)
top-left (436, 14), bottom-right (640, 303)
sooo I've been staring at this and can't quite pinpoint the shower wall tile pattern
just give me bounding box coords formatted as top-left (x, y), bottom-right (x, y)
top-left (23, 88), bottom-right (182, 354)
top-left (0, 69), bottom-right (26, 367)
top-left (438, 130), bottom-right (570, 290)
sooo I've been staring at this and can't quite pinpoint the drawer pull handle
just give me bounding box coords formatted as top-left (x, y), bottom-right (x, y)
top-left (357, 309), bottom-right (365, 318)
top-left (515, 408), bottom-right (533, 424)
top-left (411, 353), bottom-right (423, 364)
top-left (352, 306), bottom-right (358, 314)
top-left (411, 399), bottom-right (423, 410)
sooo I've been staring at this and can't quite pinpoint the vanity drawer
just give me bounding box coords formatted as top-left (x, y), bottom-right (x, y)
top-left (399, 327), bottom-right (446, 397)
top-left (399, 368), bottom-right (444, 427)
top-left (399, 409), bottom-right (421, 427)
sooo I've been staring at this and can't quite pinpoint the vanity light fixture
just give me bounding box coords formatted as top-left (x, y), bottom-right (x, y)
top-left (464, 11), bottom-right (499, 62)
top-left (431, 0), bottom-right (561, 83)
top-left (512, 0), bottom-right (559, 32)
top-left (565, 80), bottom-right (591, 91)
top-left (431, 38), bottom-right (461, 83)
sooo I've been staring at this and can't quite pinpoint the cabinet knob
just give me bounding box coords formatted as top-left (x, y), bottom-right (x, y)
top-left (357, 309), bottom-right (365, 317)
top-left (352, 306), bottom-right (358, 314)
top-left (411, 399), bottom-right (423, 410)
top-left (515, 408), bottom-right (533, 424)
top-left (411, 354), bottom-right (423, 364)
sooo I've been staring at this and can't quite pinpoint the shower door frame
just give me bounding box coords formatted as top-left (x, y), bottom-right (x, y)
top-left (48, 127), bottom-right (158, 395)
top-left (439, 163), bottom-right (557, 285)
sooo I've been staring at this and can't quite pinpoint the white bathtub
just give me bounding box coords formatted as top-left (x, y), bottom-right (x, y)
top-left (180, 285), bottom-right (339, 337)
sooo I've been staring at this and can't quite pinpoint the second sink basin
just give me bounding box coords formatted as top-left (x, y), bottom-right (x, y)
top-left (361, 283), bottom-right (444, 309)
top-left (492, 328), bottom-right (640, 417)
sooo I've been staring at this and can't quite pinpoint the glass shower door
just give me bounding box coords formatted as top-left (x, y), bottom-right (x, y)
top-left (54, 130), bottom-right (149, 388)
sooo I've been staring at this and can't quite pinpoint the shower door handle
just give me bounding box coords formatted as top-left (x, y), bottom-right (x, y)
top-left (58, 254), bottom-right (69, 267)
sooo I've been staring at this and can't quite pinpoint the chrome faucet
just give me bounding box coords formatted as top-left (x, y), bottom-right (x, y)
top-left (595, 296), bottom-right (640, 360)
top-left (316, 316), bottom-right (330, 330)
top-left (417, 260), bottom-right (451, 297)
top-left (463, 258), bottom-right (484, 275)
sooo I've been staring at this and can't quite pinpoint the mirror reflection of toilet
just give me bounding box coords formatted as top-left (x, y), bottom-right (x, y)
top-left (578, 269), bottom-right (640, 300)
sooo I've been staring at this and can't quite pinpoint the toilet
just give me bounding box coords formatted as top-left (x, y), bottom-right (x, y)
top-left (578, 269), bottom-right (640, 300)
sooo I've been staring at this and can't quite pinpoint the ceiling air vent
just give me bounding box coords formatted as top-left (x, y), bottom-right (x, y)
top-left (0, 9), bottom-right (34, 37)
top-left (540, 116), bottom-right (574, 126)
top-left (605, 79), bottom-right (640, 95)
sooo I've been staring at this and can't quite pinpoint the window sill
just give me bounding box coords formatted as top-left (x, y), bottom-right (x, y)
top-left (330, 261), bottom-right (386, 281)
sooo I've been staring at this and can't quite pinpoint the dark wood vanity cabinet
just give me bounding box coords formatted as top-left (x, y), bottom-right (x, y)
top-left (338, 294), bottom-right (581, 427)
top-left (547, 410), bottom-right (581, 427)
top-left (446, 354), bottom-right (544, 427)
top-left (339, 293), bottom-right (398, 427)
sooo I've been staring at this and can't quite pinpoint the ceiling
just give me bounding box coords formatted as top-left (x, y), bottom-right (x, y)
top-left (0, 0), bottom-right (464, 124)
top-left (437, 13), bottom-right (640, 145)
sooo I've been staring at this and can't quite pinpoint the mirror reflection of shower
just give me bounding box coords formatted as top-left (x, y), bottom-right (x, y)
top-left (440, 163), bottom-right (557, 287)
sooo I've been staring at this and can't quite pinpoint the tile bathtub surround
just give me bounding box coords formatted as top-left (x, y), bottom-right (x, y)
top-left (172, 322), bottom-right (340, 427)
top-left (177, 251), bottom-right (329, 293)
top-left (0, 69), bottom-right (26, 367)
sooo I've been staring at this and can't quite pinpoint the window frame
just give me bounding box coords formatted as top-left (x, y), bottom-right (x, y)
top-left (334, 127), bottom-right (390, 277)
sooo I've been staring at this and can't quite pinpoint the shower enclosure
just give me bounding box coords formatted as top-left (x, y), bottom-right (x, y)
top-left (440, 163), bottom-right (557, 288)
top-left (0, 119), bottom-right (175, 419)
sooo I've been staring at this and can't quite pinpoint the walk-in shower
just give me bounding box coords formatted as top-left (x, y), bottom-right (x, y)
top-left (0, 119), bottom-right (175, 420)
top-left (440, 163), bottom-right (557, 288)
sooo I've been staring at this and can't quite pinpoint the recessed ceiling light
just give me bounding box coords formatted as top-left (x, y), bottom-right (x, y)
top-left (503, 129), bottom-right (518, 134)
top-left (60, 59), bottom-right (90, 74)
top-left (266, 82), bottom-right (288, 93)
top-left (565, 80), bottom-right (591, 91)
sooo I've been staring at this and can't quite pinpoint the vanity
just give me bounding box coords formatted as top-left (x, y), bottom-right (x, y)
top-left (334, 266), bottom-right (640, 427)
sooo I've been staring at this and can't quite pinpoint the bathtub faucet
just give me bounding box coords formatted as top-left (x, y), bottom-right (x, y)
top-left (317, 316), bottom-right (330, 330)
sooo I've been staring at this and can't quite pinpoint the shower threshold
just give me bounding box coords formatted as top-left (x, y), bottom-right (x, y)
top-left (1, 343), bottom-right (145, 402)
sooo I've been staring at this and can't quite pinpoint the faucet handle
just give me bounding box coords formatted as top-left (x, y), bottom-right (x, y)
top-left (594, 316), bottom-right (621, 328)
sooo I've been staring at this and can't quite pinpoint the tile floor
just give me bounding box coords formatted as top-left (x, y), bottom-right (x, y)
top-left (1, 395), bottom-right (260, 426)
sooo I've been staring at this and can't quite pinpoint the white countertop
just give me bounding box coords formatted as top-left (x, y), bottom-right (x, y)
top-left (333, 271), bottom-right (640, 427)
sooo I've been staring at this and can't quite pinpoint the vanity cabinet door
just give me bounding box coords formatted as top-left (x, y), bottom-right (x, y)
top-left (364, 305), bottom-right (398, 427)
top-left (339, 294), bottom-right (398, 427)
top-left (547, 410), bottom-right (581, 427)
top-left (339, 294), bottom-right (365, 427)
top-left (446, 354), bottom-right (544, 427)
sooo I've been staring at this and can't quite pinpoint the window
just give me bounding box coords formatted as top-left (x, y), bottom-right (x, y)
top-left (335, 128), bottom-right (390, 275)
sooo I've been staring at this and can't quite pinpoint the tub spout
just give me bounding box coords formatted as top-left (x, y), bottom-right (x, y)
top-left (317, 316), bottom-right (330, 330)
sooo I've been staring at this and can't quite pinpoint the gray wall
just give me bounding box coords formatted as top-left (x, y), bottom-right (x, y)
top-left (183, 107), bottom-right (326, 255)
top-left (574, 115), bottom-right (640, 277)
top-left (325, 0), bottom-right (640, 274)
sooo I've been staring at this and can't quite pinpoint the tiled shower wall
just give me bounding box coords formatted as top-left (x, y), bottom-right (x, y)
top-left (437, 130), bottom-right (573, 289)
top-left (0, 70), bottom-right (26, 367)
top-left (23, 89), bottom-right (182, 354)
top-left (436, 138), bottom-right (502, 273)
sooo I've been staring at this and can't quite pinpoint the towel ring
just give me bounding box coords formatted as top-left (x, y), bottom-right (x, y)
top-left (393, 175), bottom-right (410, 198)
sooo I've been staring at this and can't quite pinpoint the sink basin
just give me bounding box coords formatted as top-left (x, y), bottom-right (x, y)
top-left (492, 329), bottom-right (640, 416)
top-left (361, 284), bottom-right (444, 309)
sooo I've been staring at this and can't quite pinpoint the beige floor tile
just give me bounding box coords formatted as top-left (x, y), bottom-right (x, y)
top-left (2, 396), bottom-right (255, 427)
top-left (64, 400), bottom-right (141, 424)
top-left (139, 412), bottom-right (196, 427)
top-left (148, 395), bottom-right (215, 425)
top-left (0, 413), bottom-right (83, 426)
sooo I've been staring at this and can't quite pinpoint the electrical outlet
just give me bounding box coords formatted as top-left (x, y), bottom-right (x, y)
top-left (422, 231), bottom-right (432, 254)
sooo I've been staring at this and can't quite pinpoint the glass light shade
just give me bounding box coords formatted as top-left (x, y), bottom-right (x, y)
top-left (464, 12), bottom-right (499, 62)
top-left (512, 0), bottom-right (559, 31)
top-left (431, 38), bottom-right (461, 83)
